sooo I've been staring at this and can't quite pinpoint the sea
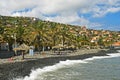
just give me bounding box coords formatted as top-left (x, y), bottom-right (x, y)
top-left (13, 50), bottom-right (120, 80)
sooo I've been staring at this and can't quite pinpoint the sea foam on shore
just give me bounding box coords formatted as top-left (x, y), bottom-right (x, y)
top-left (0, 49), bottom-right (117, 80)
top-left (14, 52), bottom-right (120, 80)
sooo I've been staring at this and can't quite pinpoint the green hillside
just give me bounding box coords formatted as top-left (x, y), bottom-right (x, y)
top-left (0, 16), bottom-right (120, 51)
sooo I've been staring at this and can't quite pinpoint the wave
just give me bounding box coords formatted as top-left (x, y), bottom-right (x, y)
top-left (13, 60), bottom-right (87, 80)
top-left (117, 50), bottom-right (120, 53)
top-left (14, 52), bottom-right (120, 80)
top-left (85, 53), bottom-right (120, 61)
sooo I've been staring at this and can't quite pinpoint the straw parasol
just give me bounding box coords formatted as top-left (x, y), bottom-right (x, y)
top-left (67, 45), bottom-right (75, 48)
top-left (52, 44), bottom-right (64, 49)
top-left (13, 43), bottom-right (30, 59)
top-left (13, 43), bottom-right (30, 51)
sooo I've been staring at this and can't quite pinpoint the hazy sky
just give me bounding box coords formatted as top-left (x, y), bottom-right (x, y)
top-left (0, 0), bottom-right (120, 31)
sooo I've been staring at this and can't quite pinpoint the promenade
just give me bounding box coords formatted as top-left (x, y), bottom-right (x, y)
top-left (0, 49), bottom-right (110, 64)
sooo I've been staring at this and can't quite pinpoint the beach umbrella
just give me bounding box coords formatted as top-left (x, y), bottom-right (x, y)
top-left (52, 44), bottom-right (64, 49)
top-left (68, 45), bottom-right (75, 48)
top-left (52, 44), bottom-right (65, 54)
top-left (13, 43), bottom-right (30, 51)
top-left (13, 43), bottom-right (30, 59)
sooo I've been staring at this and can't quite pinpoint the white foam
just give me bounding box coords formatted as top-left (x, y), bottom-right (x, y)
top-left (85, 53), bottom-right (120, 61)
top-left (108, 53), bottom-right (120, 57)
top-left (117, 50), bottom-right (120, 53)
top-left (14, 52), bottom-right (120, 80)
top-left (14, 60), bottom-right (87, 80)
top-left (84, 56), bottom-right (110, 61)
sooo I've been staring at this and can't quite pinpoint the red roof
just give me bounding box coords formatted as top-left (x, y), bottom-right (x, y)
top-left (112, 42), bottom-right (120, 46)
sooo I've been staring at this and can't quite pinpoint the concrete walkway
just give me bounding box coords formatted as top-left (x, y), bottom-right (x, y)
top-left (0, 49), bottom-right (110, 64)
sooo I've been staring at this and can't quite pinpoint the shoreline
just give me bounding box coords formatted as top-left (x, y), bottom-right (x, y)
top-left (0, 49), bottom-right (118, 80)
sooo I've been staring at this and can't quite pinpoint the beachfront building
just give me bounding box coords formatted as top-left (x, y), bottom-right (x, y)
top-left (112, 42), bottom-right (120, 48)
top-left (0, 42), bottom-right (9, 51)
top-left (0, 40), bottom-right (19, 51)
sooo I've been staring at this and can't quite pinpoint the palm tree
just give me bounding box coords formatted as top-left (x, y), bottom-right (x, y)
top-left (16, 26), bottom-right (25, 44)
top-left (0, 26), bottom-right (4, 34)
top-left (0, 26), bottom-right (4, 47)
top-left (57, 24), bottom-right (71, 46)
top-left (2, 27), bottom-right (15, 51)
top-left (49, 22), bottom-right (58, 46)
top-left (32, 21), bottom-right (49, 53)
top-left (21, 27), bottom-right (35, 45)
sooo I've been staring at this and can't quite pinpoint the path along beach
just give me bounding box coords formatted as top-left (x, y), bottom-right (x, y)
top-left (0, 49), bottom-right (118, 80)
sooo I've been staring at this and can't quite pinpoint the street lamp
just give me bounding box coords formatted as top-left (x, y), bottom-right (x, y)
top-left (14, 21), bottom-right (18, 48)
top-left (11, 33), bottom-right (17, 48)
top-left (12, 33), bottom-right (17, 55)
top-left (14, 33), bottom-right (17, 48)
top-left (13, 21), bottom-right (17, 54)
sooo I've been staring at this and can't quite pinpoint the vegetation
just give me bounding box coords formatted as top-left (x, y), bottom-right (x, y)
top-left (0, 16), bottom-right (120, 51)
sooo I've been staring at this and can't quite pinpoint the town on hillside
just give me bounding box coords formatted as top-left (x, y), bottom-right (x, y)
top-left (0, 16), bottom-right (120, 52)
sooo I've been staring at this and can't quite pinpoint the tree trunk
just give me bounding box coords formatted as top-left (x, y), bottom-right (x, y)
top-left (62, 35), bottom-right (65, 46)
top-left (53, 35), bottom-right (56, 46)
top-left (8, 42), bottom-right (13, 51)
top-left (22, 51), bottom-right (24, 60)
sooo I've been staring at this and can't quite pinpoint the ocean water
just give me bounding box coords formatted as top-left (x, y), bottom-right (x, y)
top-left (14, 51), bottom-right (120, 80)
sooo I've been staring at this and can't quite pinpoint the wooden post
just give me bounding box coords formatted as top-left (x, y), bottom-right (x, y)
top-left (22, 51), bottom-right (24, 60)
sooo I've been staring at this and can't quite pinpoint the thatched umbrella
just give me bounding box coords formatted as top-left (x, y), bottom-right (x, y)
top-left (52, 44), bottom-right (64, 53)
top-left (67, 45), bottom-right (75, 48)
top-left (13, 43), bottom-right (30, 59)
top-left (52, 45), bottom-right (63, 49)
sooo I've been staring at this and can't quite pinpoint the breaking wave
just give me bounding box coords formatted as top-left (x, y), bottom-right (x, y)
top-left (13, 52), bottom-right (120, 80)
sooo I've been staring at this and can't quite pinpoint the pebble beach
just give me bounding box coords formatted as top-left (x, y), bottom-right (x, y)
top-left (0, 49), bottom-right (118, 80)
top-left (0, 49), bottom-right (109, 64)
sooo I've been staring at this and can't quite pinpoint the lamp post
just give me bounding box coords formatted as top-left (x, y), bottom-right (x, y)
top-left (14, 33), bottom-right (17, 48)
top-left (14, 33), bottom-right (17, 55)
top-left (11, 33), bottom-right (17, 54)
top-left (14, 22), bottom-right (17, 54)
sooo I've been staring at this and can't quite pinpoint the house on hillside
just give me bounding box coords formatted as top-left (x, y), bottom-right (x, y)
top-left (112, 42), bottom-right (120, 49)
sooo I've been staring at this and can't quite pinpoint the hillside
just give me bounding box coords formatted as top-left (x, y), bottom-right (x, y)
top-left (0, 16), bottom-right (120, 51)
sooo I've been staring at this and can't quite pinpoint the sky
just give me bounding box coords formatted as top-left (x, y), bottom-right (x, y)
top-left (0, 0), bottom-right (120, 31)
